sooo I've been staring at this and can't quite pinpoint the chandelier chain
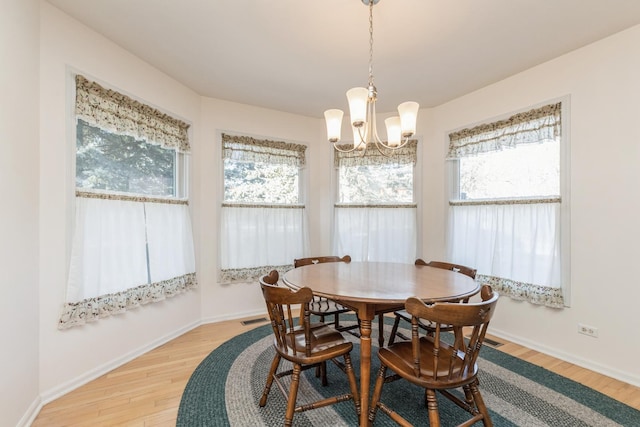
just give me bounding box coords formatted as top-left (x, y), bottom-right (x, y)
top-left (368, 0), bottom-right (375, 87)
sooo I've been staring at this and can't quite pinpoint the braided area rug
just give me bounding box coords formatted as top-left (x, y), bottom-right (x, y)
top-left (177, 319), bottom-right (640, 426)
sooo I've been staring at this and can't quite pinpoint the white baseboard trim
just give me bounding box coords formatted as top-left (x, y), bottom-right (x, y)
top-left (489, 327), bottom-right (640, 388)
top-left (16, 395), bottom-right (42, 427)
top-left (200, 308), bottom-right (267, 325)
top-left (39, 319), bottom-right (201, 406)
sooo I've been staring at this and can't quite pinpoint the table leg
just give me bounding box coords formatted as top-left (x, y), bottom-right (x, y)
top-left (358, 317), bottom-right (372, 427)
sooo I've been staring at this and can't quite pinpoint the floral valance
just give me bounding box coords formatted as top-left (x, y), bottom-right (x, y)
top-left (59, 273), bottom-right (198, 329)
top-left (222, 133), bottom-right (307, 168)
top-left (219, 264), bottom-right (293, 284)
top-left (477, 274), bottom-right (564, 309)
top-left (448, 103), bottom-right (561, 159)
top-left (334, 140), bottom-right (418, 168)
top-left (75, 74), bottom-right (191, 152)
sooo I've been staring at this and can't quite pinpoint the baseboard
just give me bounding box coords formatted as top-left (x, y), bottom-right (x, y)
top-left (39, 319), bottom-right (201, 406)
top-left (16, 395), bottom-right (42, 427)
top-left (489, 327), bottom-right (640, 388)
top-left (200, 308), bottom-right (266, 325)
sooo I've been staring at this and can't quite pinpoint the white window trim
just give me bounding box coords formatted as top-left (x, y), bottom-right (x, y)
top-left (217, 130), bottom-right (309, 283)
top-left (330, 136), bottom-right (423, 261)
top-left (445, 96), bottom-right (571, 306)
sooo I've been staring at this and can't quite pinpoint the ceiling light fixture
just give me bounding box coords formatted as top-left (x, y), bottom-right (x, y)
top-left (324, 0), bottom-right (419, 153)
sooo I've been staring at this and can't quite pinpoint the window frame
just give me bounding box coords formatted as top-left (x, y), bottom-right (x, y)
top-left (331, 139), bottom-right (423, 262)
top-left (218, 132), bottom-right (309, 283)
top-left (72, 73), bottom-right (191, 201)
top-left (446, 97), bottom-right (571, 305)
top-left (61, 72), bottom-right (196, 329)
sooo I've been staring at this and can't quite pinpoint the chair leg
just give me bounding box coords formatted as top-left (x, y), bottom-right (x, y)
top-left (426, 389), bottom-right (441, 427)
top-left (388, 314), bottom-right (402, 346)
top-left (368, 364), bottom-right (388, 423)
top-left (260, 354), bottom-right (281, 407)
top-left (378, 315), bottom-right (385, 347)
top-left (284, 363), bottom-right (302, 427)
top-left (462, 384), bottom-right (475, 407)
top-left (470, 380), bottom-right (493, 427)
top-left (320, 361), bottom-right (328, 386)
top-left (343, 353), bottom-right (361, 415)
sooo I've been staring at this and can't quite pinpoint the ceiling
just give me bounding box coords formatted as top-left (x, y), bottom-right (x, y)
top-left (47, 0), bottom-right (640, 118)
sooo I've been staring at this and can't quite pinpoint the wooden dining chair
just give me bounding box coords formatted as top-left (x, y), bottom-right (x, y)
top-left (258, 270), bottom-right (361, 426)
top-left (293, 255), bottom-right (360, 336)
top-left (387, 259), bottom-right (478, 346)
top-left (369, 285), bottom-right (499, 427)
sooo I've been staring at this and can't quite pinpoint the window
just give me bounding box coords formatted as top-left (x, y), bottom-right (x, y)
top-left (60, 75), bottom-right (196, 329)
top-left (76, 119), bottom-right (178, 197)
top-left (219, 133), bottom-right (309, 282)
top-left (333, 141), bottom-right (419, 262)
top-left (458, 139), bottom-right (559, 200)
top-left (447, 102), bottom-right (568, 308)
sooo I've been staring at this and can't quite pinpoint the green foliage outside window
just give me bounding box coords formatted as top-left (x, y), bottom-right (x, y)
top-left (338, 163), bottom-right (413, 204)
top-left (76, 119), bottom-right (176, 197)
top-left (223, 159), bottom-right (299, 204)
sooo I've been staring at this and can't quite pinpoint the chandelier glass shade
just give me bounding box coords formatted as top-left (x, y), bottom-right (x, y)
top-left (324, 0), bottom-right (419, 153)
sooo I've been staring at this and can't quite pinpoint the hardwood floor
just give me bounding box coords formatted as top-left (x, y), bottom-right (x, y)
top-left (32, 315), bottom-right (640, 426)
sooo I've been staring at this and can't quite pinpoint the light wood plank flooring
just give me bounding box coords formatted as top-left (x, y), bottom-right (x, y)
top-left (32, 315), bottom-right (640, 426)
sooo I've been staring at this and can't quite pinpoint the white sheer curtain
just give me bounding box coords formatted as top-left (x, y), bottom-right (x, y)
top-left (219, 205), bottom-right (309, 282)
top-left (333, 206), bottom-right (417, 263)
top-left (66, 197), bottom-right (148, 301)
top-left (60, 196), bottom-right (197, 329)
top-left (145, 202), bottom-right (196, 282)
top-left (448, 201), bottom-right (561, 296)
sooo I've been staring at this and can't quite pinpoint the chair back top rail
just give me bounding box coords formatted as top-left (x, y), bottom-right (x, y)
top-left (415, 258), bottom-right (477, 280)
top-left (294, 255), bottom-right (351, 268)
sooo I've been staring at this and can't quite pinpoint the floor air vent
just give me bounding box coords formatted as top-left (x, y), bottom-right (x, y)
top-left (242, 317), bottom-right (268, 326)
top-left (482, 337), bottom-right (503, 348)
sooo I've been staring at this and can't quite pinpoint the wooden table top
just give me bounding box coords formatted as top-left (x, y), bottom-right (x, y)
top-left (283, 261), bottom-right (479, 304)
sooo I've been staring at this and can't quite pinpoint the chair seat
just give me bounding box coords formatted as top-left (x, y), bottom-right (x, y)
top-left (276, 324), bottom-right (354, 363)
top-left (377, 338), bottom-right (477, 389)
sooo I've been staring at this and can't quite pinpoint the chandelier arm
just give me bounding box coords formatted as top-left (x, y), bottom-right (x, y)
top-left (377, 136), bottom-right (412, 151)
top-left (333, 143), bottom-right (363, 154)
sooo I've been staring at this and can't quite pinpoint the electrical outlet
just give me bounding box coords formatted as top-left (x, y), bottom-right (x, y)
top-left (578, 323), bottom-right (598, 338)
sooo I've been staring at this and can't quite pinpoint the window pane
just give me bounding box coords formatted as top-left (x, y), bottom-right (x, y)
top-left (338, 163), bottom-right (413, 204)
top-left (76, 119), bottom-right (176, 197)
top-left (459, 140), bottom-right (559, 200)
top-left (224, 159), bottom-right (299, 204)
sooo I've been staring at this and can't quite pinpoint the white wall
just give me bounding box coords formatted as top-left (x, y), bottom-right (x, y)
top-left (0, 1), bottom-right (41, 425)
top-left (424, 25), bottom-right (640, 386)
top-left (38, 2), bottom-right (202, 399)
top-left (197, 97), bottom-right (330, 322)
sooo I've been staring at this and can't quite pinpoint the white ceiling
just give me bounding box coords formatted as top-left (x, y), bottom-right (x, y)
top-left (47, 0), bottom-right (640, 118)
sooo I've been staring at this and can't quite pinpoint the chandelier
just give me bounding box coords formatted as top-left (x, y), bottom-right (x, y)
top-left (324, 0), bottom-right (419, 153)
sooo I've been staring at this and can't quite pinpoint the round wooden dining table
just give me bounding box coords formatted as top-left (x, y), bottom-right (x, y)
top-left (283, 261), bottom-right (480, 426)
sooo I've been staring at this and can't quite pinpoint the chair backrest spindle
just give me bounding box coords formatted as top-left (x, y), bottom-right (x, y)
top-left (405, 285), bottom-right (498, 384)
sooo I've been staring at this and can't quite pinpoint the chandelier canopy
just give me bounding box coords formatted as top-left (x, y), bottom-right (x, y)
top-left (324, 0), bottom-right (419, 154)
